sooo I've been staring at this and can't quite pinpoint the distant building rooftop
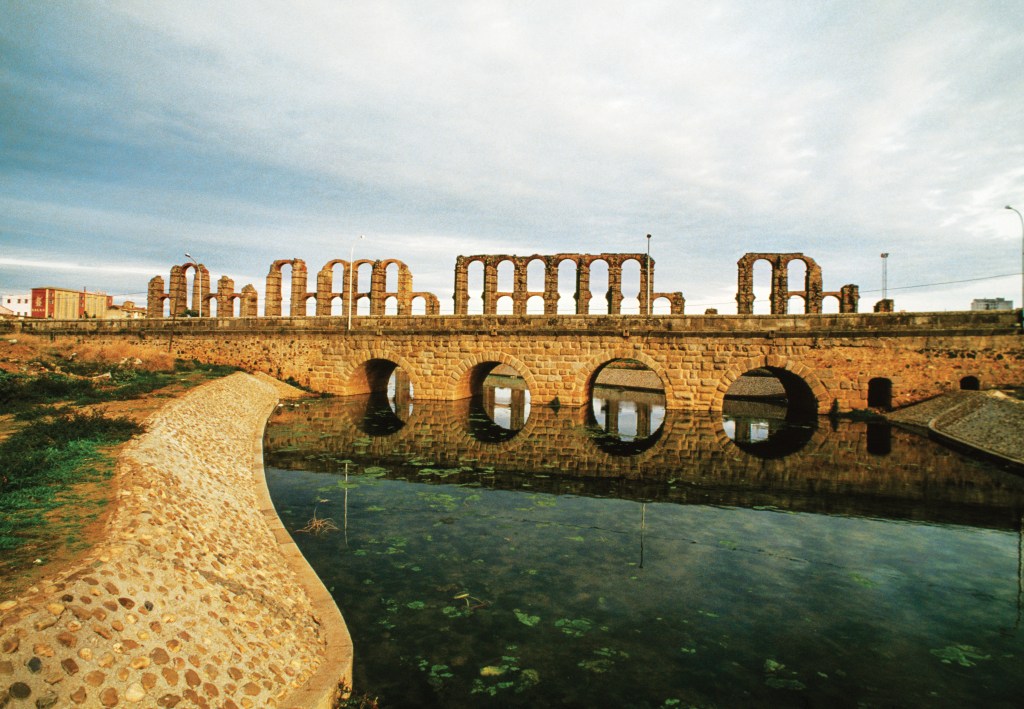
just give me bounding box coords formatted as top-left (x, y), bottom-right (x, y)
top-left (971, 298), bottom-right (1013, 311)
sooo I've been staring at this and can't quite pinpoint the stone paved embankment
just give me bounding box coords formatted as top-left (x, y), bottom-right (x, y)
top-left (0, 372), bottom-right (351, 708)
top-left (889, 390), bottom-right (1024, 468)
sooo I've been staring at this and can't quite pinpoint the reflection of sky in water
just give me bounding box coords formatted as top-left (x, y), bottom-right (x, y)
top-left (491, 387), bottom-right (511, 428)
top-left (267, 463), bottom-right (1024, 708)
top-left (487, 387), bottom-right (531, 429)
top-left (750, 420), bottom-right (770, 442)
top-left (591, 398), bottom-right (666, 440)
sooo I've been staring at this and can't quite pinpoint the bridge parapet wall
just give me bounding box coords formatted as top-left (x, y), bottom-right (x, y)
top-left (7, 311), bottom-right (1020, 414)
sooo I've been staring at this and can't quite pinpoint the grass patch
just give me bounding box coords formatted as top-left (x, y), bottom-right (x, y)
top-left (0, 359), bottom-right (239, 416)
top-left (0, 353), bottom-right (238, 591)
top-left (0, 412), bottom-right (142, 570)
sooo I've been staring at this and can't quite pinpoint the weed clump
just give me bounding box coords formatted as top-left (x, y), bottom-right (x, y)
top-left (0, 412), bottom-right (143, 558)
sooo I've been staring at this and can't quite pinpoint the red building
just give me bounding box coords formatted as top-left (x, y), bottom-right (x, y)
top-left (30, 287), bottom-right (113, 319)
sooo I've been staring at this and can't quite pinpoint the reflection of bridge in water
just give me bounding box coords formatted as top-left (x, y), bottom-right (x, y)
top-left (265, 395), bottom-right (1024, 530)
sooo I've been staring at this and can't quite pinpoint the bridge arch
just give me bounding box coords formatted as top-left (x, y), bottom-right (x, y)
top-left (574, 349), bottom-right (668, 407)
top-left (448, 352), bottom-right (540, 402)
top-left (334, 348), bottom-right (421, 399)
top-left (715, 355), bottom-right (827, 414)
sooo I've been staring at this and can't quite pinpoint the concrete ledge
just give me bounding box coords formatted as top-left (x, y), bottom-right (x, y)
top-left (926, 391), bottom-right (1024, 470)
top-left (891, 390), bottom-right (1024, 470)
top-left (249, 376), bottom-right (353, 708)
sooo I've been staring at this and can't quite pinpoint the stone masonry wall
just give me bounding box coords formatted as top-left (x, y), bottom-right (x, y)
top-left (12, 311), bottom-right (1022, 414)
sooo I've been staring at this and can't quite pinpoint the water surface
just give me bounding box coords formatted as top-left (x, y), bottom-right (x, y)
top-left (265, 394), bottom-right (1024, 708)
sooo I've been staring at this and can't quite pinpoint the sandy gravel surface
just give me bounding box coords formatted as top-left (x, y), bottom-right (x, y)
top-left (891, 390), bottom-right (1024, 466)
top-left (930, 391), bottom-right (1024, 465)
top-left (0, 372), bottom-right (351, 708)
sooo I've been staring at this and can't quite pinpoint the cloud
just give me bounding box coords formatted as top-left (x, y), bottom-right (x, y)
top-left (1, 1), bottom-right (1022, 313)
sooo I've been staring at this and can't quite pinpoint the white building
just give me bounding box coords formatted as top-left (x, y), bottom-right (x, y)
top-left (971, 298), bottom-right (1013, 311)
top-left (1, 293), bottom-right (32, 317)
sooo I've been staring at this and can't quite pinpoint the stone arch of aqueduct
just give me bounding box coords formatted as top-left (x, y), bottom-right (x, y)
top-left (8, 250), bottom-right (1020, 415)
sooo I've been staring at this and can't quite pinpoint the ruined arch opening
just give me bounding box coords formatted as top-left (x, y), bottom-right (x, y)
top-left (496, 259), bottom-right (515, 293)
top-left (867, 377), bottom-right (893, 409)
top-left (787, 259), bottom-right (808, 313)
top-left (557, 260), bottom-right (577, 314)
top-left (526, 259), bottom-right (545, 293)
top-left (959, 376), bottom-right (980, 391)
top-left (276, 262), bottom-right (294, 316)
top-left (301, 294), bottom-right (316, 317)
top-left (621, 258), bottom-right (641, 314)
top-left (586, 358), bottom-right (666, 455)
top-left (329, 262), bottom-right (347, 316)
top-left (183, 265), bottom-right (203, 316)
top-left (652, 296), bottom-right (672, 315)
top-left (822, 295), bottom-right (841, 314)
top-left (355, 262), bottom-right (373, 316)
top-left (722, 367), bottom-right (817, 458)
top-left (752, 259), bottom-right (772, 314)
top-left (465, 361), bottom-right (531, 439)
top-left (356, 295), bottom-right (371, 317)
top-left (467, 260), bottom-right (484, 315)
top-left (526, 295), bottom-right (545, 314)
top-left (589, 260), bottom-right (610, 314)
top-left (385, 261), bottom-right (400, 292)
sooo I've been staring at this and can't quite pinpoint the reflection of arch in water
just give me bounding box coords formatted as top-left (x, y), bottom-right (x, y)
top-left (471, 367), bottom-right (531, 436)
top-left (585, 357), bottom-right (666, 455)
top-left (586, 406), bottom-right (665, 456)
top-left (720, 412), bottom-right (818, 459)
top-left (467, 394), bottom-right (520, 443)
top-left (716, 357), bottom-right (823, 415)
top-left (359, 390), bottom-right (406, 436)
top-left (714, 406), bottom-right (823, 461)
top-left (866, 422), bottom-right (892, 456)
top-left (265, 399), bottom-right (1024, 525)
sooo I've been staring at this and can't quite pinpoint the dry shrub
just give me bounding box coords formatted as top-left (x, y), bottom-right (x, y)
top-left (70, 341), bottom-right (176, 372)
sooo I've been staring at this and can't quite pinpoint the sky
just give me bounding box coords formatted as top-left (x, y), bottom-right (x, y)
top-left (2, 1), bottom-right (1023, 315)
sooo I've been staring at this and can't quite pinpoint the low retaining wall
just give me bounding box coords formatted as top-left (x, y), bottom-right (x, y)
top-left (889, 390), bottom-right (1024, 469)
top-left (0, 372), bottom-right (351, 708)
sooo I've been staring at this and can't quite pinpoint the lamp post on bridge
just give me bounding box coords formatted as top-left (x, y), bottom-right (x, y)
top-left (1005, 206), bottom-right (1023, 330)
top-left (347, 235), bottom-right (365, 331)
top-left (184, 252), bottom-right (201, 317)
top-left (880, 253), bottom-right (889, 301)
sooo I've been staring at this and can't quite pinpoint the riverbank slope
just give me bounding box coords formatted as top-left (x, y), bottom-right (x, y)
top-left (889, 389), bottom-right (1024, 469)
top-left (0, 372), bottom-right (351, 708)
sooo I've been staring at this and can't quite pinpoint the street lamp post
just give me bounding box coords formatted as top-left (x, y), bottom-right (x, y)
top-left (646, 234), bottom-right (652, 316)
top-left (880, 253), bottom-right (889, 301)
top-left (1005, 206), bottom-right (1023, 329)
top-left (347, 235), bottom-right (365, 331)
top-left (184, 252), bottom-right (201, 317)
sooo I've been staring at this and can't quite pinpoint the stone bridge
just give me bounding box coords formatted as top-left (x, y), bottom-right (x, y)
top-left (11, 309), bottom-right (1022, 414)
